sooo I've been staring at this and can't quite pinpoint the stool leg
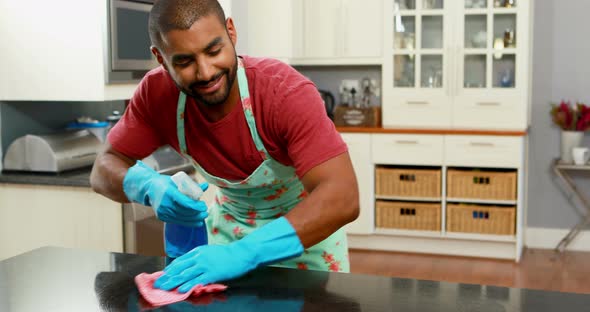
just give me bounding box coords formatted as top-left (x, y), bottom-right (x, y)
top-left (552, 164), bottom-right (590, 252)
top-left (554, 218), bottom-right (590, 253)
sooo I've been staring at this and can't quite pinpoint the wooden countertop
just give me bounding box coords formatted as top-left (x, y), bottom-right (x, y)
top-left (336, 127), bottom-right (528, 136)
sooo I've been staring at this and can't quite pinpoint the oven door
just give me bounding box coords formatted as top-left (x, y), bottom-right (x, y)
top-left (109, 0), bottom-right (159, 71)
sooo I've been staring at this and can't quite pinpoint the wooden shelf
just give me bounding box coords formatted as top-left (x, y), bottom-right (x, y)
top-left (444, 232), bottom-right (517, 242)
top-left (376, 195), bottom-right (442, 202)
top-left (374, 228), bottom-right (516, 242)
top-left (446, 198), bottom-right (517, 205)
top-left (375, 228), bottom-right (442, 238)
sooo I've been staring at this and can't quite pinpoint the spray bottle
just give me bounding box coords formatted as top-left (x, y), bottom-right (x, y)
top-left (165, 171), bottom-right (208, 259)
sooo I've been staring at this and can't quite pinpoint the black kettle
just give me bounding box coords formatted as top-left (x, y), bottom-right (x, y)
top-left (318, 89), bottom-right (335, 120)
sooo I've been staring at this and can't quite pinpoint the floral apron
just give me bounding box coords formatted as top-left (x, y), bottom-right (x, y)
top-left (175, 58), bottom-right (349, 272)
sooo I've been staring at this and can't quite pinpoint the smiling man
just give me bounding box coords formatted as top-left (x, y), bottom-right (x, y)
top-left (90, 0), bottom-right (359, 293)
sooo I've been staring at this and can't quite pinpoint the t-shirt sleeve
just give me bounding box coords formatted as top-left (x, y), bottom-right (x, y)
top-left (107, 78), bottom-right (163, 159)
top-left (273, 81), bottom-right (348, 178)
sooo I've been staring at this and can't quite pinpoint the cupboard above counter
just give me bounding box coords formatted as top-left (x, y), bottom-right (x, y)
top-left (242, 0), bottom-right (384, 65)
top-left (0, 0), bottom-right (142, 101)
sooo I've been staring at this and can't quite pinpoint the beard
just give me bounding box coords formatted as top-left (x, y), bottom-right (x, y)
top-left (180, 58), bottom-right (238, 107)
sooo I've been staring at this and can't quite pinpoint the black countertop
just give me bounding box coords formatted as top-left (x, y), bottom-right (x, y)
top-left (1, 247), bottom-right (589, 311)
top-left (0, 163), bottom-right (194, 188)
top-left (0, 167), bottom-right (93, 187)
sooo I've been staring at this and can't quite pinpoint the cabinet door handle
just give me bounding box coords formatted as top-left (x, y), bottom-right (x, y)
top-left (477, 102), bottom-right (501, 106)
top-left (469, 142), bottom-right (495, 147)
top-left (407, 101), bottom-right (429, 105)
top-left (395, 140), bottom-right (419, 145)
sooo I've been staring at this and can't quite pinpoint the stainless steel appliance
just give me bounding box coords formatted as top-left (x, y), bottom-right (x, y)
top-left (106, 0), bottom-right (159, 83)
top-left (3, 130), bottom-right (101, 173)
top-left (123, 146), bottom-right (195, 257)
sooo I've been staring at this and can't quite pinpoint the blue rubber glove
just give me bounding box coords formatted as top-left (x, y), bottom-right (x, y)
top-left (153, 216), bottom-right (304, 293)
top-left (123, 161), bottom-right (209, 227)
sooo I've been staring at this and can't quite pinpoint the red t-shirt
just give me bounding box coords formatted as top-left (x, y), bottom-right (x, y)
top-left (108, 56), bottom-right (347, 180)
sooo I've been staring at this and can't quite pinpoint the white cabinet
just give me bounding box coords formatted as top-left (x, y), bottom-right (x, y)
top-left (382, 0), bottom-right (532, 130)
top-left (341, 0), bottom-right (384, 59)
top-left (294, 0), bottom-right (384, 65)
top-left (0, 184), bottom-right (123, 261)
top-left (301, 0), bottom-right (341, 59)
top-left (241, 0), bottom-right (303, 61)
top-left (0, 0), bottom-right (138, 101)
top-left (344, 131), bottom-right (528, 261)
top-left (239, 0), bottom-right (383, 65)
top-left (341, 133), bottom-right (374, 235)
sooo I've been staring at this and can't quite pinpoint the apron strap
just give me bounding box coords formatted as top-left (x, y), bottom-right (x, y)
top-left (177, 92), bottom-right (189, 156)
top-left (236, 58), bottom-right (271, 160)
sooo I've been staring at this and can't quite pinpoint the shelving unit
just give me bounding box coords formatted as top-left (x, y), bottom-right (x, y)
top-left (342, 132), bottom-right (527, 261)
top-left (375, 196), bottom-right (441, 202)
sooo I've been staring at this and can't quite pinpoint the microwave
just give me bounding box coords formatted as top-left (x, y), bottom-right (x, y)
top-left (107, 0), bottom-right (159, 83)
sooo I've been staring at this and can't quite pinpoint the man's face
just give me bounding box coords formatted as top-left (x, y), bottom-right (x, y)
top-left (154, 15), bottom-right (238, 107)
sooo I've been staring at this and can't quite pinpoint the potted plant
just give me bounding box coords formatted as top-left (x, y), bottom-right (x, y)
top-left (550, 101), bottom-right (590, 163)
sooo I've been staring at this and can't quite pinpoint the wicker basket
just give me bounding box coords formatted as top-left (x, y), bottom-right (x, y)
top-left (447, 169), bottom-right (517, 201)
top-left (376, 167), bottom-right (441, 198)
top-left (446, 203), bottom-right (516, 235)
top-left (376, 200), bottom-right (441, 231)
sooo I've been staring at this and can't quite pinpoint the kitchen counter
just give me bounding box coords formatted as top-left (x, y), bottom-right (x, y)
top-left (336, 126), bottom-right (528, 136)
top-left (0, 167), bottom-right (93, 187)
top-left (0, 163), bottom-right (194, 188)
top-left (1, 247), bottom-right (589, 311)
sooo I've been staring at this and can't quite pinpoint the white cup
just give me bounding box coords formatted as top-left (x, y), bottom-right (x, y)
top-left (572, 147), bottom-right (590, 165)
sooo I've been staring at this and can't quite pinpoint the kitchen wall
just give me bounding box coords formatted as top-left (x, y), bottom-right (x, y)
top-left (294, 66), bottom-right (382, 107)
top-left (527, 0), bottom-right (590, 233)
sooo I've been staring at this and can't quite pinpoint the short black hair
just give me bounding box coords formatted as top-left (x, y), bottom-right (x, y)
top-left (148, 0), bottom-right (226, 49)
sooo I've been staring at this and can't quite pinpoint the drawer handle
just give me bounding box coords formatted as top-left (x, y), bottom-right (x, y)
top-left (472, 176), bottom-right (491, 184)
top-left (477, 102), bottom-right (501, 106)
top-left (399, 174), bottom-right (416, 181)
top-left (472, 211), bottom-right (490, 219)
top-left (469, 142), bottom-right (494, 147)
top-left (395, 140), bottom-right (419, 145)
top-left (400, 208), bottom-right (417, 216)
top-left (407, 101), bottom-right (429, 105)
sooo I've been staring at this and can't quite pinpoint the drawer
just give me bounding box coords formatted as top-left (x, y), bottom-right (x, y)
top-left (452, 95), bottom-right (527, 130)
top-left (447, 204), bottom-right (516, 235)
top-left (376, 200), bottom-right (441, 231)
top-left (376, 167), bottom-right (441, 198)
top-left (444, 135), bottom-right (523, 168)
top-left (372, 134), bottom-right (443, 165)
top-left (382, 102), bottom-right (451, 128)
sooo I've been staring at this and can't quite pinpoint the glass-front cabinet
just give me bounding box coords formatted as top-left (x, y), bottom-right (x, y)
top-left (384, 0), bottom-right (452, 127)
top-left (382, 0), bottom-right (531, 130)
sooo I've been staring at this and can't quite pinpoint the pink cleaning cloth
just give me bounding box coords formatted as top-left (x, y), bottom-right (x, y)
top-left (135, 271), bottom-right (227, 307)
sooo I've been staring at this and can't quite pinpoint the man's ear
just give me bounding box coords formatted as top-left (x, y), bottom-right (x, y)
top-left (151, 46), bottom-right (168, 71)
top-left (225, 17), bottom-right (237, 46)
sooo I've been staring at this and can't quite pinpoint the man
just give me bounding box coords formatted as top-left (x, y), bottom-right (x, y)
top-left (90, 0), bottom-right (359, 293)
